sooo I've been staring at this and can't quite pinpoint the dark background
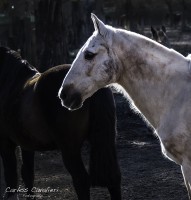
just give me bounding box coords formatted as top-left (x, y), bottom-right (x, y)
top-left (0, 0), bottom-right (191, 71)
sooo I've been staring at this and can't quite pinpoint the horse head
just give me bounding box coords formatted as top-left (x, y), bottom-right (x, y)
top-left (59, 14), bottom-right (120, 110)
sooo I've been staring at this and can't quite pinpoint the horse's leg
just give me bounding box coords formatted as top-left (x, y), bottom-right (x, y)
top-left (21, 149), bottom-right (35, 199)
top-left (181, 160), bottom-right (191, 200)
top-left (108, 185), bottom-right (122, 200)
top-left (61, 149), bottom-right (90, 200)
top-left (89, 88), bottom-right (121, 200)
top-left (160, 137), bottom-right (191, 200)
top-left (0, 139), bottom-right (19, 200)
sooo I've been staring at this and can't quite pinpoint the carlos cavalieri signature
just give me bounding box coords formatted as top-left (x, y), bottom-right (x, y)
top-left (5, 185), bottom-right (60, 194)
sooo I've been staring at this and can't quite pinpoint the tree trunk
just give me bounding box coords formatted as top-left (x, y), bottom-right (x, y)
top-left (125, 0), bottom-right (138, 32)
top-left (35, 0), bottom-right (70, 72)
top-left (164, 0), bottom-right (174, 26)
top-left (181, 0), bottom-right (187, 31)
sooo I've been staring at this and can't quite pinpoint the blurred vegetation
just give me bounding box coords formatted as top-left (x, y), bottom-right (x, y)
top-left (0, 0), bottom-right (191, 71)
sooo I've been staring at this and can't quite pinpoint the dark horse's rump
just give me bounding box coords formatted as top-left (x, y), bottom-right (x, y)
top-left (0, 47), bottom-right (121, 200)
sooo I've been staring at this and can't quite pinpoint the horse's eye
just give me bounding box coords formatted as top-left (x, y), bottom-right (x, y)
top-left (84, 51), bottom-right (96, 60)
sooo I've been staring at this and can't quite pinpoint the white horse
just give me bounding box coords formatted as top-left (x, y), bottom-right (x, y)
top-left (59, 14), bottom-right (191, 199)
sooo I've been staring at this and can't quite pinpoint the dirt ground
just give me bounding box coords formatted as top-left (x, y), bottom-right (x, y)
top-left (13, 93), bottom-right (188, 200)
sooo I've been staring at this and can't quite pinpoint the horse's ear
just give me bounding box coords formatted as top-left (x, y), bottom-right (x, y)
top-left (151, 26), bottom-right (158, 41)
top-left (91, 13), bottom-right (107, 36)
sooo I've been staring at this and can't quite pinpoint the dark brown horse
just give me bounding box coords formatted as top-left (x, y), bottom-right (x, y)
top-left (0, 47), bottom-right (121, 200)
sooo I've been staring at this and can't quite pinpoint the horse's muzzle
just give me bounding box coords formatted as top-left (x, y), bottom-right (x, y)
top-left (59, 85), bottom-right (83, 110)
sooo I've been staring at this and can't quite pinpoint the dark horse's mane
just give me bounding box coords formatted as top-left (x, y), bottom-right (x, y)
top-left (0, 47), bottom-right (38, 121)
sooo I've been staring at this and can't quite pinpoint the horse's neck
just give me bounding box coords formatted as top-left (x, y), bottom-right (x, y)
top-left (115, 31), bottom-right (189, 128)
